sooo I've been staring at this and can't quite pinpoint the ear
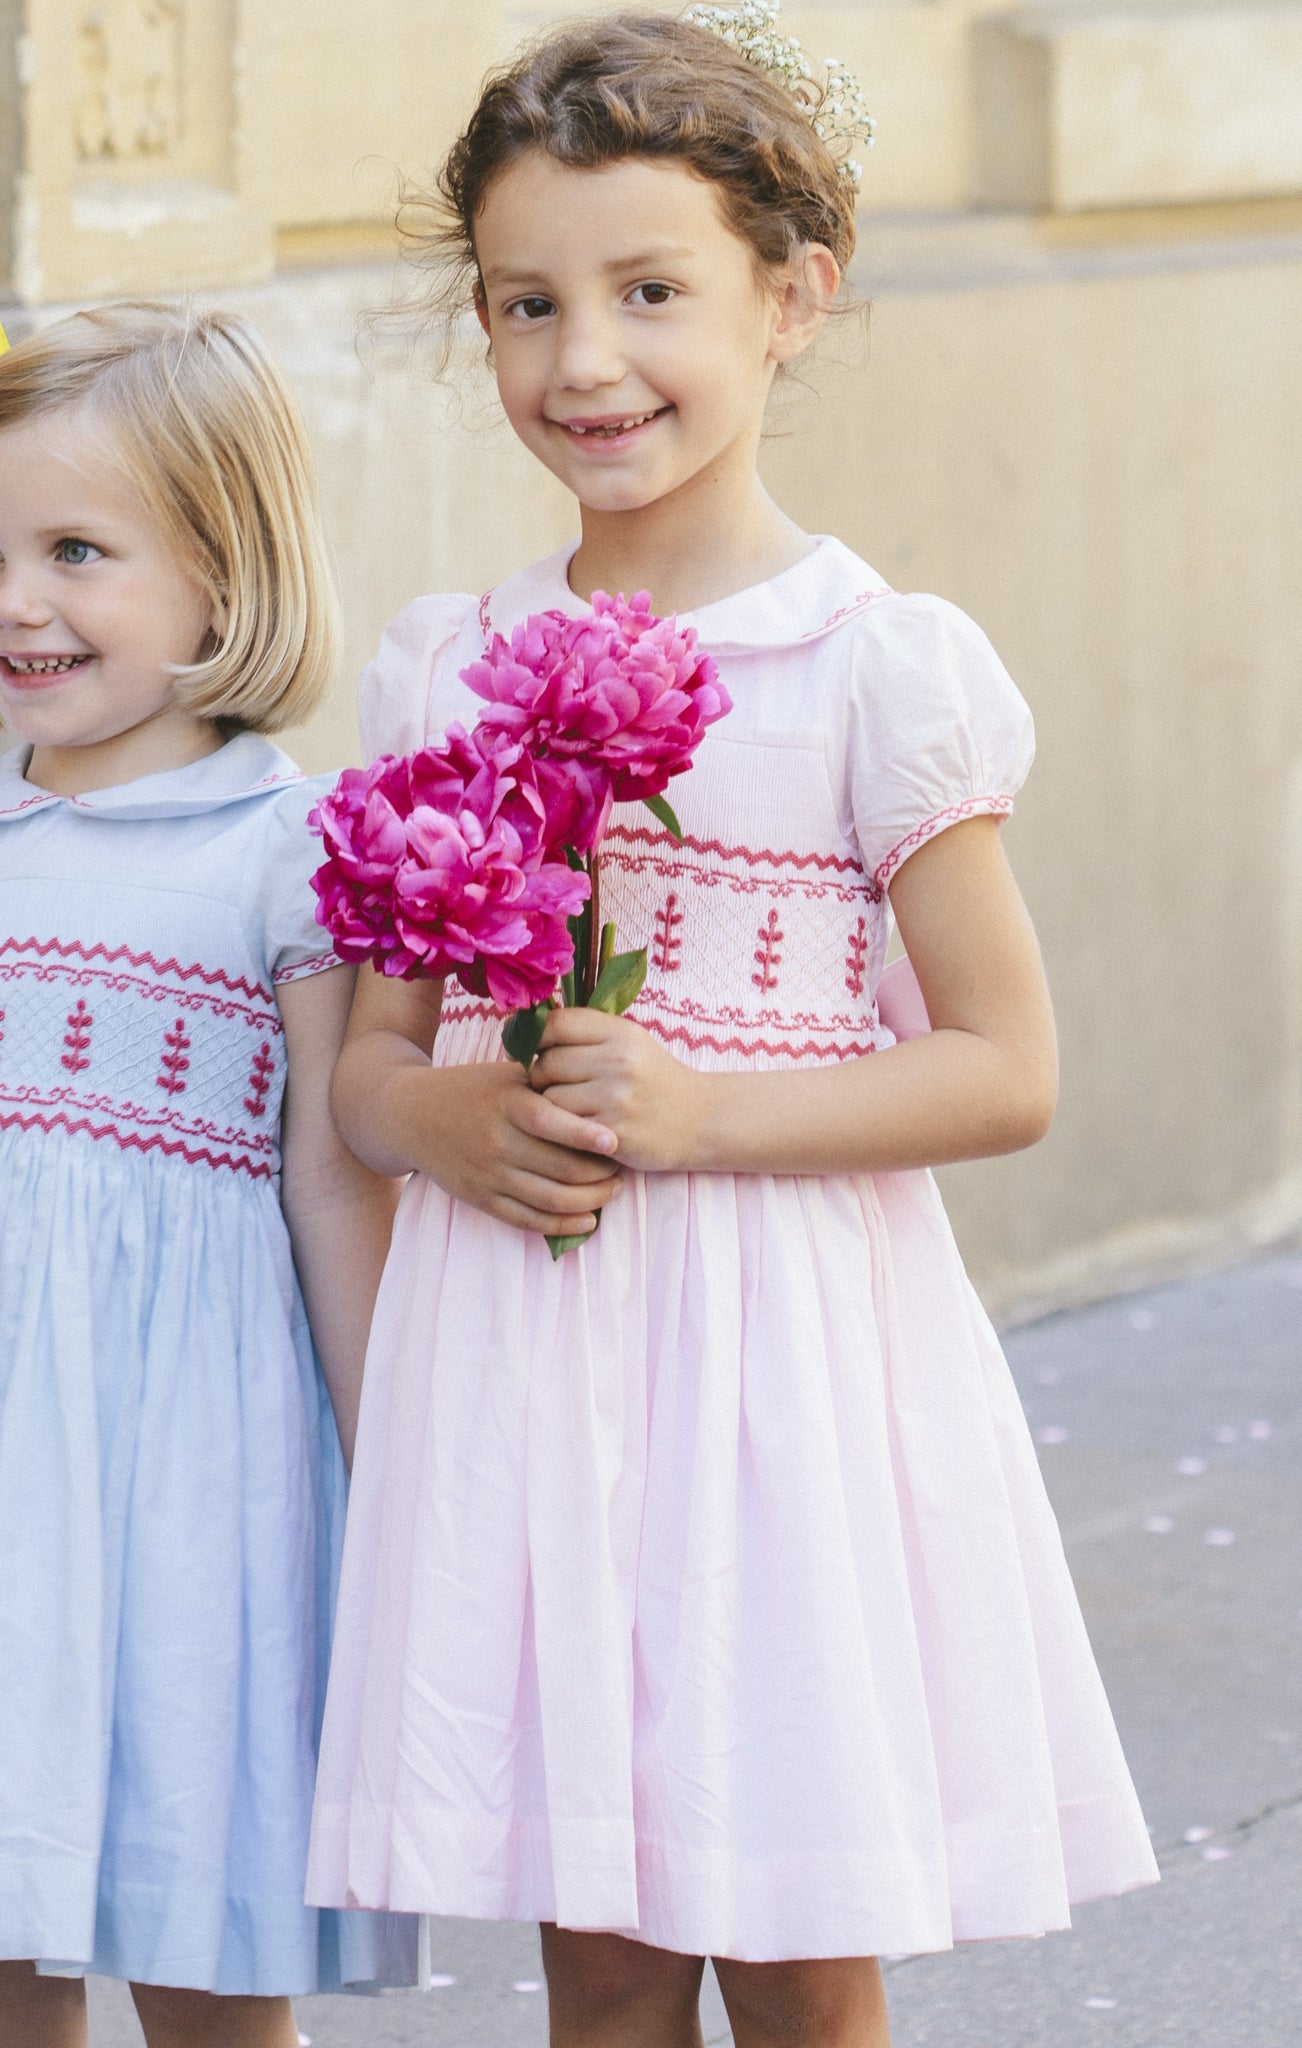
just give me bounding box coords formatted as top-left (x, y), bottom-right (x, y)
top-left (769, 244), bottom-right (841, 365)
top-left (473, 279), bottom-right (492, 340)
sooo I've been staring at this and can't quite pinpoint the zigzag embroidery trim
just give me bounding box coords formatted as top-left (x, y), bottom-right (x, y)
top-left (603, 823), bottom-right (868, 877)
top-left (0, 935), bottom-right (275, 1005)
top-left (0, 1106), bottom-right (273, 1177)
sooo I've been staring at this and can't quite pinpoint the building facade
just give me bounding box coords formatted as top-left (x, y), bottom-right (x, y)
top-left (4, 0), bottom-right (1301, 1315)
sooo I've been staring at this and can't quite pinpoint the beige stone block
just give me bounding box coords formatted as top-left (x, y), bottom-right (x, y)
top-left (761, 225), bottom-right (1302, 1311)
top-left (499, 0), bottom-right (970, 216)
top-left (975, 4), bottom-right (1302, 212)
top-left (243, 1), bottom-right (500, 230)
top-left (9, 0), bottom-right (272, 304)
top-left (1, 1), bottom-right (18, 285)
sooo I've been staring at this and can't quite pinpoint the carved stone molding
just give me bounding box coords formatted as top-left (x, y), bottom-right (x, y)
top-left (8, 0), bottom-right (271, 301)
top-left (76, 0), bottom-right (183, 163)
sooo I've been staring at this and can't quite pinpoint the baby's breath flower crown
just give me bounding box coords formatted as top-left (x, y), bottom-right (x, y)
top-left (682, 0), bottom-right (876, 187)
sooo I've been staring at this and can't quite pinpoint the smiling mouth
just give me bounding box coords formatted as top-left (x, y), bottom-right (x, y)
top-left (1, 653), bottom-right (92, 678)
top-left (555, 408), bottom-right (671, 440)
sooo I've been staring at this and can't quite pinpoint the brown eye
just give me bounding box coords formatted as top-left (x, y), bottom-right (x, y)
top-left (630, 282), bottom-right (675, 307)
top-left (509, 296), bottom-right (555, 321)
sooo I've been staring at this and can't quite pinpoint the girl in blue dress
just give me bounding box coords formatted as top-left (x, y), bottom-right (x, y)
top-left (0, 304), bottom-right (415, 2045)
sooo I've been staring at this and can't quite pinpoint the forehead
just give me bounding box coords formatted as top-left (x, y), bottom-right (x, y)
top-left (475, 154), bottom-right (738, 275)
top-left (0, 406), bottom-right (144, 519)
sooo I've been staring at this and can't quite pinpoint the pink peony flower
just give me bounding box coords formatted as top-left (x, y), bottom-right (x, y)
top-left (462, 590), bottom-right (731, 809)
top-left (308, 754), bottom-right (418, 975)
top-left (310, 723), bottom-right (589, 1005)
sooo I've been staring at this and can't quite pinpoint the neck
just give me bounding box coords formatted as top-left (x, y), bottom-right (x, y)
top-left (26, 707), bottom-right (224, 798)
top-left (568, 467), bottom-right (814, 618)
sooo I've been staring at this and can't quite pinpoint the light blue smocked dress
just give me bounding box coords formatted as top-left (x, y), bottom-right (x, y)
top-left (0, 733), bottom-right (416, 1994)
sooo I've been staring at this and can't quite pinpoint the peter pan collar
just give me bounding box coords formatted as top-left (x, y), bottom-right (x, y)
top-left (479, 534), bottom-right (894, 653)
top-left (0, 731), bottom-right (307, 822)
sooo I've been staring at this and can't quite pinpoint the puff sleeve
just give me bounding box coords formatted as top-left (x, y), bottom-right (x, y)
top-left (844, 594), bottom-right (1035, 891)
top-left (357, 593), bottom-right (478, 760)
top-left (258, 778), bottom-right (343, 986)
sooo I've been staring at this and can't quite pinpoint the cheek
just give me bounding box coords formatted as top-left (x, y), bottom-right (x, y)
top-left (492, 340), bottom-right (545, 424)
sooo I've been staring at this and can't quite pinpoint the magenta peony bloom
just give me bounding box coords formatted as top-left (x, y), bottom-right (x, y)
top-left (310, 723), bottom-right (589, 1004)
top-left (462, 589), bottom-right (732, 808)
top-left (308, 754), bottom-right (418, 975)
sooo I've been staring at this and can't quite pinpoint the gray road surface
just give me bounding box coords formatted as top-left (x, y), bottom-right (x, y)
top-left (87, 1248), bottom-right (1302, 2045)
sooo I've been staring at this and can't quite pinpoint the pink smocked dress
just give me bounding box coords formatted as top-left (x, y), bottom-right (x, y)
top-left (307, 538), bottom-right (1157, 1960)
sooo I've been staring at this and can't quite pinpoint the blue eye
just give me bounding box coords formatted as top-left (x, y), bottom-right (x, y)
top-left (56, 538), bottom-right (101, 566)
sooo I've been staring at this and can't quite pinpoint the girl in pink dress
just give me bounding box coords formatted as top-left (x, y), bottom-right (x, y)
top-left (308, 11), bottom-right (1157, 2041)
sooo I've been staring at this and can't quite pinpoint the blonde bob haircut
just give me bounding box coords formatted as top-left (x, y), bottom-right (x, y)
top-left (0, 301), bottom-right (339, 732)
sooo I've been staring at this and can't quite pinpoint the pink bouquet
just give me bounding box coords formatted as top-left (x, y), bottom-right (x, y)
top-left (309, 592), bottom-right (730, 1250)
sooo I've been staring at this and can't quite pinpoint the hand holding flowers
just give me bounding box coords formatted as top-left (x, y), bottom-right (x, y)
top-left (528, 1005), bottom-right (709, 1175)
top-left (310, 590), bottom-right (730, 1250)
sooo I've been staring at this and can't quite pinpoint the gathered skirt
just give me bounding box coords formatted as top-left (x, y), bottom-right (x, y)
top-left (308, 1151), bottom-right (1157, 1961)
top-left (0, 1128), bottom-right (417, 1993)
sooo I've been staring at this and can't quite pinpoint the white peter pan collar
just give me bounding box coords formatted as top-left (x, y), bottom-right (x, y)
top-left (479, 534), bottom-right (894, 654)
top-left (0, 731), bottom-right (306, 823)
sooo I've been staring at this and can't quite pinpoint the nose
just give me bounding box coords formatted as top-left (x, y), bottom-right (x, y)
top-left (0, 560), bottom-right (55, 631)
top-left (553, 305), bottom-right (625, 393)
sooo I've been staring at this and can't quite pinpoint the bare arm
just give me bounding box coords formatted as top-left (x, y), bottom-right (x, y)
top-left (330, 963), bottom-right (626, 1238)
top-left (278, 966), bottom-right (402, 1467)
top-left (531, 816), bottom-right (1059, 1176)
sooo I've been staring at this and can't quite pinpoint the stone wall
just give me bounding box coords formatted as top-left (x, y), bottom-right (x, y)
top-left (5, 0), bottom-right (1301, 1317)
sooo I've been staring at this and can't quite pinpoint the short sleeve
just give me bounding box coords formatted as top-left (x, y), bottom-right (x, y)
top-left (257, 778), bottom-right (343, 986)
top-left (845, 594), bottom-right (1035, 891)
top-left (358, 592), bottom-right (478, 760)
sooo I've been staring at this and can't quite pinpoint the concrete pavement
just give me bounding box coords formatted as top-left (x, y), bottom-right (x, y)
top-left (87, 1247), bottom-right (1302, 2045)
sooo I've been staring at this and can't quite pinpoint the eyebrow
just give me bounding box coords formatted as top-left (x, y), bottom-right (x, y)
top-left (481, 246), bottom-right (700, 287)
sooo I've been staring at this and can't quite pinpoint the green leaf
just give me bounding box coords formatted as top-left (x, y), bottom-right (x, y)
top-left (547, 1229), bottom-right (595, 1258)
top-left (568, 904), bottom-right (591, 995)
top-left (643, 790), bottom-right (682, 841)
top-left (502, 1002), bottom-right (550, 1070)
top-left (587, 946), bottom-right (647, 1017)
top-left (597, 919), bottom-right (616, 977)
top-left (547, 1211), bottom-right (601, 1259)
top-left (561, 969), bottom-right (576, 1008)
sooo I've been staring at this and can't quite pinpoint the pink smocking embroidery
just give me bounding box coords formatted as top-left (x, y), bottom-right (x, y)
top-left (751, 908), bottom-right (784, 993)
top-left (652, 893), bottom-right (683, 974)
top-left (844, 917), bottom-right (869, 998)
top-left (244, 1041), bottom-right (274, 1117)
top-left (156, 1018), bottom-right (192, 1096)
top-left (61, 999), bottom-right (94, 1074)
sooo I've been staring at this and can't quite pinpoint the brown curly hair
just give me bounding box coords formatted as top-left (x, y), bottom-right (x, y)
top-left (399, 10), bottom-right (857, 362)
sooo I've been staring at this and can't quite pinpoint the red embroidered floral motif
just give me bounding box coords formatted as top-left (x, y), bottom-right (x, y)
top-left (752, 908), bottom-right (784, 993)
top-left (244, 1041), bottom-right (274, 1117)
top-left (156, 1017), bottom-right (191, 1095)
top-left (61, 999), bottom-right (93, 1073)
top-left (845, 917), bottom-right (869, 997)
top-left (652, 892), bottom-right (683, 974)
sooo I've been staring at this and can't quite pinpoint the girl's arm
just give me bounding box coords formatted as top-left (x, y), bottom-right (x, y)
top-left (530, 816), bottom-right (1059, 1176)
top-left (330, 963), bottom-right (626, 1238)
top-left (278, 966), bottom-right (402, 1467)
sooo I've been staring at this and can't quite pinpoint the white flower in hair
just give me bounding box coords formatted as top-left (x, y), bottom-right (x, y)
top-left (681, 0), bottom-right (876, 186)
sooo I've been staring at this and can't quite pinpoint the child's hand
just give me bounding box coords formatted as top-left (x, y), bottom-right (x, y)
top-left (330, 968), bottom-right (625, 1239)
top-left (530, 1008), bottom-right (705, 1172)
top-left (407, 1060), bottom-right (626, 1236)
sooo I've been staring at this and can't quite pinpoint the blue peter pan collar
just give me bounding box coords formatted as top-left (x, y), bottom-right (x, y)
top-left (0, 731), bottom-right (307, 823)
